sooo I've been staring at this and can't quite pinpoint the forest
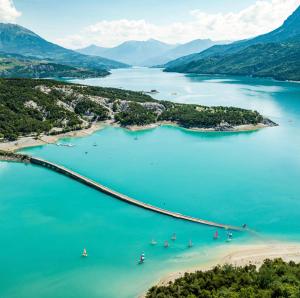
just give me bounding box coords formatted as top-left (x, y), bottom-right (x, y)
top-left (147, 259), bottom-right (300, 298)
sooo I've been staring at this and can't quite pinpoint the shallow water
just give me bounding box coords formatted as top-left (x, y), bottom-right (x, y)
top-left (1, 68), bottom-right (300, 297)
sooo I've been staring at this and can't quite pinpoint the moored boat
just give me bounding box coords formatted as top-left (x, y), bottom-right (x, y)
top-left (213, 230), bottom-right (219, 240)
top-left (139, 253), bottom-right (145, 264)
top-left (226, 232), bottom-right (233, 242)
top-left (82, 248), bottom-right (88, 257)
top-left (150, 239), bottom-right (157, 245)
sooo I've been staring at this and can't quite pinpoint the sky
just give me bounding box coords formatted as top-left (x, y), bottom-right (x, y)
top-left (0, 0), bottom-right (299, 49)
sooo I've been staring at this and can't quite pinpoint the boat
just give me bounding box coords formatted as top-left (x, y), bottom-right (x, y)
top-left (226, 232), bottom-right (233, 242)
top-left (171, 233), bottom-right (176, 241)
top-left (150, 239), bottom-right (157, 245)
top-left (139, 253), bottom-right (145, 264)
top-left (188, 240), bottom-right (193, 248)
top-left (164, 240), bottom-right (169, 248)
top-left (213, 230), bottom-right (219, 240)
top-left (93, 143), bottom-right (98, 147)
top-left (82, 248), bottom-right (88, 257)
top-left (56, 143), bottom-right (74, 147)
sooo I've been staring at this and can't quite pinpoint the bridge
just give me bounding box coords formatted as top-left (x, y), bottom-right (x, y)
top-left (28, 156), bottom-right (247, 232)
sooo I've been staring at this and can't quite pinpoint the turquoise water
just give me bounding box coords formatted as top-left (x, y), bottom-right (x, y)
top-left (1, 68), bottom-right (300, 297)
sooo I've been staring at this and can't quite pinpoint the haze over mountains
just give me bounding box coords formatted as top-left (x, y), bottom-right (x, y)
top-left (164, 5), bottom-right (300, 81)
top-left (77, 39), bottom-right (226, 66)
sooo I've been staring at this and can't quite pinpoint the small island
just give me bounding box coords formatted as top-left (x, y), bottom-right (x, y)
top-left (0, 78), bottom-right (277, 146)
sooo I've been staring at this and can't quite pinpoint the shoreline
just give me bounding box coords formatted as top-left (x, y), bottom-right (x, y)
top-left (0, 121), bottom-right (272, 152)
top-left (121, 121), bottom-right (271, 133)
top-left (0, 122), bottom-right (109, 152)
top-left (141, 241), bottom-right (300, 297)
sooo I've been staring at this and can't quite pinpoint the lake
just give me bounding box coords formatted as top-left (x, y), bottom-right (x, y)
top-left (1, 68), bottom-right (300, 297)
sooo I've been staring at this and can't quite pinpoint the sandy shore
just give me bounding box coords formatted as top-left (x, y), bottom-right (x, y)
top-left (155, 242), bottom-right (300, 288)
top-left (0, 122), bottom-right (109, 152)
top-left (0, 120), bottom-right (272, 152)
top-left (125, 122), bottom-right (270, 132)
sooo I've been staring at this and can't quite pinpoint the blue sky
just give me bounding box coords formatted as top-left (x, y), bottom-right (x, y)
top-left (1, 0), bottom-right (299, 48)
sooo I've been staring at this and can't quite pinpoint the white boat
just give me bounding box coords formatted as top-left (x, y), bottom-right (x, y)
top-left (164, 240), bottom-right (169, 248)
top-left (150, 239), bottom-right (157, 245)
top-left (171, 233), bottom-right (176, 241)
top-left (82, 248), bottom-right (88, 257)
top-left (56, 143), bottom-right (74, 147)
top-left (188, 240), bottom-right (193, 248)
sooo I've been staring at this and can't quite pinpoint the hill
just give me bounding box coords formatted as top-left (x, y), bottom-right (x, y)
top-left (0, 52), bottom-right (109, 78)
top-left (166, 39), bottom-right (300, 81)
top-left (0, 23), bottom-right (128, 72)
top-left (0, 78), bottom-right (274, 141)
top-left (164, 5), bottom-right (300, 81)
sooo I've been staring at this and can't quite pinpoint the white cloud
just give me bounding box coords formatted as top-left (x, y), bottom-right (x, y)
top-left (58, 0), bottom-right (300, 49)
top-left (0, 0), bottom-right (21, 23)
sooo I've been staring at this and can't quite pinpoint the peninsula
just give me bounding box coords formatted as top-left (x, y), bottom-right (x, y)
top-left (0, 78), bottom-right (276, 147)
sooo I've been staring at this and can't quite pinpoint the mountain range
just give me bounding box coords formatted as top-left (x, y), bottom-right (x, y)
top-left (77, 39), bottom-right (226, 66)
top-left (0, 23), bottom-right (128, 78)
top-left (164, 5), bottom-right (300, 81)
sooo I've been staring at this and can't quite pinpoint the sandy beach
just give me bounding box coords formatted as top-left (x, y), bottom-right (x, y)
top-left (0, 121), bottom-right (270, 152)
top-left (154, 242), bottom-right (300, 288)
top-left (125, 122), bottom-right (270, 132)
top-left (0, 122), bottom-right (109, 152)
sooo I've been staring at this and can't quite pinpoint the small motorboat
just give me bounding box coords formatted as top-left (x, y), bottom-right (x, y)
top-left (139, 253), bottom-right (145, 264)
top-left (164, 240), bottom-right (169, 248)
top-left (213, 230), bottom-right (219, 240)
top-left (171, 233), bottom-right (176, 241)
top-left (188, 240), bottom-right (193, 248)
top-left (82, 248), bottom-right (88, 257)
top-left (150, 239), bottom-right (157, 245)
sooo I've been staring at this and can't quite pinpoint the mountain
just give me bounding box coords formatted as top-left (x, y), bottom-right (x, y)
top-left (169, 40), bottom-right (300, 81)
top-left (0, 23), bottom-right (128, 71)
top-left (78, 39), bottom-right (226, 66)
top-left (145, 39), bottom-right (229, 66)
top-left (164, 6), bottom-right (300, 81)
top-left (78, 39), bottom-right (176, 66)
top-left (0, 52), bottom-right (109, 78)
top-left (77, 44), bottom-right (108, 57)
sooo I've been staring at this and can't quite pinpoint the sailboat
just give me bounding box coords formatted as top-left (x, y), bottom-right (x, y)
top-left (150, 239), bottom-right (157, 245)
top-left (82, 248), bottom-right (88, 257)
top-left (213, 230), bottom-right (219, 240)
top-left (171, 233), bottom-right (176, 241)
top-left (226, 232), bottom-right (233, 242)
top-left (188, 240), bottom-right (193, 248)
top-left (164, 240), bottom-right (169, 248)
top-left (139, 253), bottom-right (145, 264)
